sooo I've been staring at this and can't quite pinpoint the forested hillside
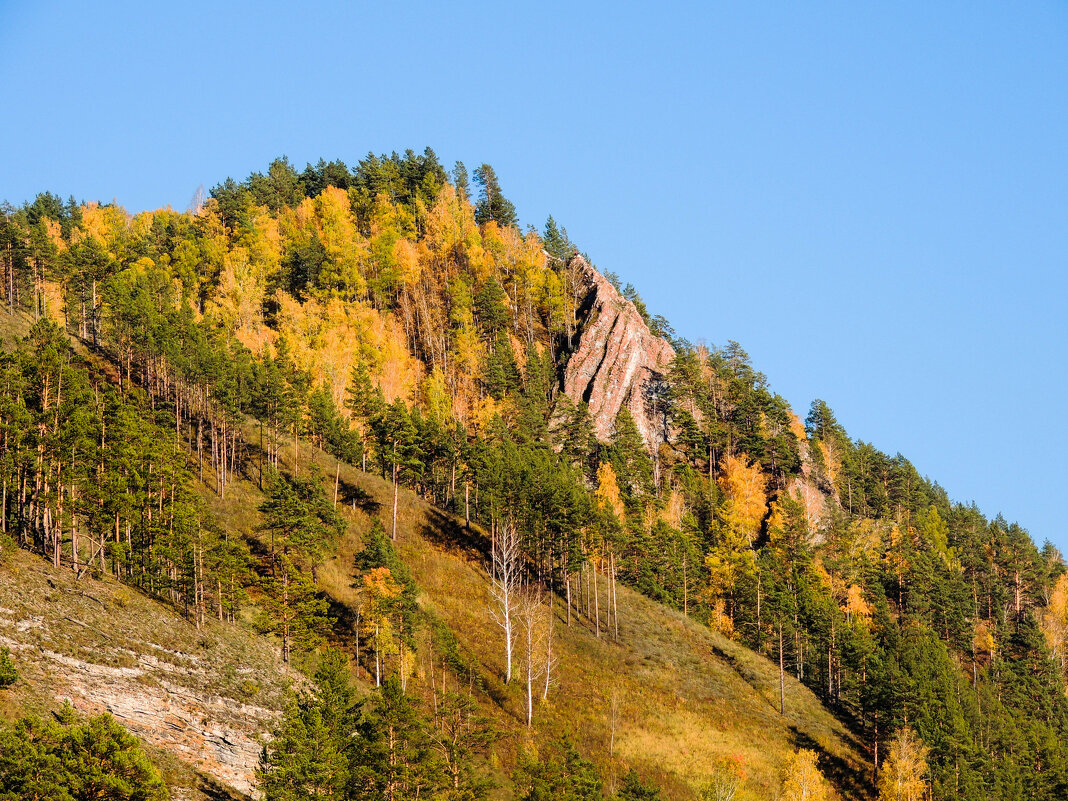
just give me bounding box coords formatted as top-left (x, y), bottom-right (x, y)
top-left (1, 149), bottom-right (1066, 801)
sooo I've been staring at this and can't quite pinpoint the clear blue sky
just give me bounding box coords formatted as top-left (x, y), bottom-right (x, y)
top-left (2, 1), bottom-right (1066, 552)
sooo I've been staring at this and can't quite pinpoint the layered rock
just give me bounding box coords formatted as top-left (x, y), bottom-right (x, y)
top-left (0, 553), bottom-right (297, 798)
top-left (561, 257), bottom-right (675, 448)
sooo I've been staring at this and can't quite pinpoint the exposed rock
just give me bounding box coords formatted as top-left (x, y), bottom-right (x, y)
top-left (562, 257), bottom-right (675, 448)
top-left (0, 554), bottom-right (297, 799)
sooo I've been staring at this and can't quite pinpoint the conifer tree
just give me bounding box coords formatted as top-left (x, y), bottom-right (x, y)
top-left (0, 647), bottom-right (17, 688)
top-left (473, 164), bottom-right (518, 228)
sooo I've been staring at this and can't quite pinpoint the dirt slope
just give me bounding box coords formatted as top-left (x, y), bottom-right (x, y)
top-left (0, 548), bottom-right (297, 799)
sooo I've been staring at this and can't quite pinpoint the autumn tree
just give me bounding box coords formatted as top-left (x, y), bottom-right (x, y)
top-left (780, 748), bottom-right (830, 801)
top-left (877, 728), bottom-right (930, 801)
top-left (700, 755), bottom-right (747, 801)
top-left (1041, 573), bottom-right (1068, 678)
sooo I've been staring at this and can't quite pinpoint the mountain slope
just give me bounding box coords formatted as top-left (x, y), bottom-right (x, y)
top-left (0, 547), bottom-right (297, 798)
top-left (2, 155), bottom-right (1065, 801)
top-left (203, 433), bottom-right (873, 800)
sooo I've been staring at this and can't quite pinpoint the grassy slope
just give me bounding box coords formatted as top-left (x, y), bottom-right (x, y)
top-left (0, 547), bottom-right (297, 800)
top-left (207, 430), bottom-right (873, 801)
top-left (0, 307), bottom-right (871, 799)
top-left (0, 308), bottom-right (293, 800)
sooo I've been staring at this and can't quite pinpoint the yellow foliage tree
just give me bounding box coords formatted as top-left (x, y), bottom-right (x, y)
top-left (817, 439), bottom-right (841, 485)
top-left (424, 184), bottom-right (481, 279)
top-left (843, 584), bottom-right (873, 623)
top-left (877, 728), bottom-right (930, 801)
top-left (76, 202), bottom-right (129, 257)
top-left (595, 461), bottom-right (625, 523)
top-left (660, 489), bottom-right (686, 529)
top-left (362, 566), bottom-right (402, 687)
top-left (421, 367), bottom-right (453, 427)
top-left (316, 186), bottom-right (366, 299)
top-left (780, 748), bottom-right (830, 801)
top-left (194, 201), bottom-right (230, 287)
top-left (972, 621), bottom-right (996, 674)
top-left (273, 292), bottom-right (422, 409)
top-left (1041, 573), bottom-right (1068, 677)
top-left (207, 246), bottom-right (264, 337)
top-left (393, 237), bottom-right (421, 287)
top-left (719, 453), bottom-right (768, 547)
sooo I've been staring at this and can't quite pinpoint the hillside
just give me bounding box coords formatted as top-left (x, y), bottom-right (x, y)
top-left (207, 433), bottom-right (873, 799)
top-left (1, 152), bottom-right (1066, 801)
top-left (0, 547), bottom-right (295, 799)
top-left (0, 426), bottom-right (871, 799)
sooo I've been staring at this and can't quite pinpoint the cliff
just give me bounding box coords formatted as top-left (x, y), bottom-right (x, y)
top-left (0, 550), bottom-right (297, 799)
top-left (561, 257), bottom-right (676, 448)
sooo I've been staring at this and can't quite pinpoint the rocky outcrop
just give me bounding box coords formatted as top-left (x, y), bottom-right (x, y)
top-left (562, 257), bottom-right (675, 448)
top-left (0, 553), bottom-right (298, 799)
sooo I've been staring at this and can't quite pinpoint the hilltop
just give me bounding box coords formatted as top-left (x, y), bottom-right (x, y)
top-left (0, 151), bottom-right (1066, 801)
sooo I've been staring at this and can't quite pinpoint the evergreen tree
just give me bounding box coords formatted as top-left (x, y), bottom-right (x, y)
top-left (473, 164), bottom-right (518, 228)
top-left (514, 738), bottom-right (602, 801)
top-left (258, 470), bottom-right (344, 661)
top-left (0, 704), bottom-right (166, 801)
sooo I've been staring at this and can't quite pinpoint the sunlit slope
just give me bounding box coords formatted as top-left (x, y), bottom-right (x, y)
top-left (206, 432), bottom-right (873, 801)
top-left (0, 548), bottom-right (297, 800)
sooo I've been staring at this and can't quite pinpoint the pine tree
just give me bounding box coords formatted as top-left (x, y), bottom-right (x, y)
top-left (473, 164), bottom-right (518, 228)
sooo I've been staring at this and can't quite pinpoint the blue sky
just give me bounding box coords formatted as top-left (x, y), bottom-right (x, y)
top-left (2, 1), bottom-right (1066, 552)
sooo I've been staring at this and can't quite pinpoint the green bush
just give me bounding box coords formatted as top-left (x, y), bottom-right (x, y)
top-left (0, 647), bottom-right (16, 689)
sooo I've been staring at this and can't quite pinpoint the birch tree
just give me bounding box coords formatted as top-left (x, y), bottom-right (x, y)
top-left (517, 583), bottom-right (546, 727)
top-left (780, 748), bottom-right (830, 801)
top-left (877, 728), bottom-right (930, 801)
top-left (490, 518), bottom-right (521, 683)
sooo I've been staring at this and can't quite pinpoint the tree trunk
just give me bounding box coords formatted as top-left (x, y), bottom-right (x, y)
top-left (565, 571), bottom-right (572, 627)
top-left (779, 621), bottom-right (785, 715)
top-left (611, 550), bottom-right (619, 642)
top-left (282, 567), bottom-right (290, 663)
top-left (391, 441), bottom-right (399, 541)
top-left (593, 562), bottom-right (600, 638)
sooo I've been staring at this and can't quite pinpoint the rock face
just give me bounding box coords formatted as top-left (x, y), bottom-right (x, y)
top-left (0, 553), bottom-right (297, 799)
top-left (562, 257), bottom-right (675, 448)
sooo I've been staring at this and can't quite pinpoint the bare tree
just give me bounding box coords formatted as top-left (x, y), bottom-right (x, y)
top-left (188, 184), bottom-right (205, 215)
top-left (608, 686), bottom-right (620, 758)
top-left (490, 518), bottom-right (521, 683)
top-left (542, 592), bottom-right (558, 701)
top-left (517, 583), bottom-right (546, 727)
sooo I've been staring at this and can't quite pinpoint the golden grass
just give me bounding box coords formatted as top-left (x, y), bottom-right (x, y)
top-left (207, 429), bottom-right (873, 800)
top-left (2, 406), bottom-right (871, 800)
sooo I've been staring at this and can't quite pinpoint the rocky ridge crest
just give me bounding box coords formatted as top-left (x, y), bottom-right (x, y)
top-left (561, 257), bottom-right (675, 448)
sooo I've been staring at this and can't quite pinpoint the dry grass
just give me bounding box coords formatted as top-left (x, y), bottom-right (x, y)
top-left (0, 547), bottom-right (296, 800)
top-left (208, 430), bottom-right (873, 800)
top-left (1, 401), bottom-right (872, 800)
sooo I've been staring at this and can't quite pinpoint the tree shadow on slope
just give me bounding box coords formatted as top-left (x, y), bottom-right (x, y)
top-left (197, 772), bottom-right (245, 801)
top-left (324, 589), bottom-right (361, 640)
top-left (336, 478), bottom-right (381, 516)
top-left (417, 507), bottom-right (489, 563)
